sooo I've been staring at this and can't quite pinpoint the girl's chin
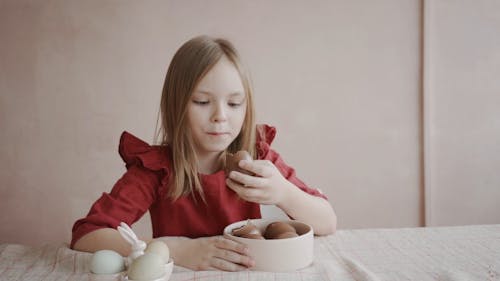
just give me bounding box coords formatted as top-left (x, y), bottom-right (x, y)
top-left (199, 144), bottom-right (232, 154)
top-left (195, 138), bottom-right (235, 154)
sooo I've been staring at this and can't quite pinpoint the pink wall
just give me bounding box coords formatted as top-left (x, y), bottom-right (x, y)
top-left (1, 0), bottom-right (497, 246)
top-left (423, 0), bottom-right (500, 226)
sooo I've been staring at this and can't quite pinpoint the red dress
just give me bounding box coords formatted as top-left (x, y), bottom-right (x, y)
top-left (70, 125), bottom-right (326, 248)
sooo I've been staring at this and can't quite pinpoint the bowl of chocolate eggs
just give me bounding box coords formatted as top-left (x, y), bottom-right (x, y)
top-left (223, 219), bottom-right (313, 271)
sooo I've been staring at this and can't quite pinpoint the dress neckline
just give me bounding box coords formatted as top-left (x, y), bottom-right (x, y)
top-left (199, 169), bottom-right (226, 177)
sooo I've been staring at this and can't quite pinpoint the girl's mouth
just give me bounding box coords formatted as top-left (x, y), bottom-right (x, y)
top-left (207, 132), bottom-right (229, 136)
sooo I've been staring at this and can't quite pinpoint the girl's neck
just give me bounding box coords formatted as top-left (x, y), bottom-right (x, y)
top-left (196, 151), bottom-right (225, 175)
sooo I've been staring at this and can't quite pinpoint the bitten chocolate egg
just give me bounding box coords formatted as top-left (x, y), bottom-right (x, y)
top-left (264, 222), bottom-right (298, 239)
top-left (231, 219), bottom-right (265, 239)
top-left (225, 150), bottom-right (253, 176)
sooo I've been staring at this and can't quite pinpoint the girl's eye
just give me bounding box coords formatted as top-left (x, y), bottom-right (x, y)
top-left (228, 102), bottom-right (242, 108)
top-left (193, 100), bottom-right (209, 105)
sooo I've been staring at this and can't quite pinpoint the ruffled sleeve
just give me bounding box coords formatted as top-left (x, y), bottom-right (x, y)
top-left (119, 132), bottom-right (170, 172)
top-left (255, 124), bottom-right (277, 159)
top-left (70, 132), bottom-right (171, 248)
top-left (119, 131), bottom-right (171, 197)
top-left (255, 124), bottom-right (328, 200)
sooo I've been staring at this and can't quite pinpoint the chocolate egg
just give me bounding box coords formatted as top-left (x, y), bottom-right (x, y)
top-left (264, 222), bottom-right (297, 239)
top-left (275, 231), bottom-right (299, 239)
top-left (231, 220), bottom-right (264, 239)
top-left (225, 150), bottom-right (253, 176)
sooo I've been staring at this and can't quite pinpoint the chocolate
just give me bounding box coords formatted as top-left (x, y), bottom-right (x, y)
top-left (225, 150), bottom-right (253, 176)
top-left (231, 220), bottom-right (264, 239)
top-left (263, 222), bottom-right (297, 239)
top-left (274, 231), bottom-right (299, 239)
top-left (231, 220), bottom-right (300, 240)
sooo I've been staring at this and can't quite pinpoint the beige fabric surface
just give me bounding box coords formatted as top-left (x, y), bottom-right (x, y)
top-left (1, 225), bottom-right (499, 281)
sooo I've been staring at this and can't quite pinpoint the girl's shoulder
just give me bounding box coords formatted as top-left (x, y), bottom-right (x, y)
top-left (118, 131), bottom-right (171, 173)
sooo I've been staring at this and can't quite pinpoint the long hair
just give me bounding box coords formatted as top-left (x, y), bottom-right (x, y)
top-left (156, 35), bottom-right (256, 200)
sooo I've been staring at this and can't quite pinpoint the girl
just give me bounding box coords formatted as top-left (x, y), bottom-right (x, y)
top-left (71, 35), bottom-right (337, 271)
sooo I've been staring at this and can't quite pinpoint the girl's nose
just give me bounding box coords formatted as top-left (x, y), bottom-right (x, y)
top-left (211, 102), bottom-right (227, 123)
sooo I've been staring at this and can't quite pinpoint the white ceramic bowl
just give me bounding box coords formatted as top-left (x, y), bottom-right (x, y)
top-left (223, 219), bottom-right (313, 271)
top-left (122, 260), bottom-right (174, 281)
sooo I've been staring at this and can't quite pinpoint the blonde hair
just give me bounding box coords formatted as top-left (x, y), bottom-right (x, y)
top-left (157, 35), bottom-right (256, 201)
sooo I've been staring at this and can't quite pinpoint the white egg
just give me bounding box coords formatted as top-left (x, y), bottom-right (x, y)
top-left (90, 250), bottom-right (125, 274)
top-left (128, 253), bottom-right (164, 281)
top-left (145, 241), bottom-right (170, 263)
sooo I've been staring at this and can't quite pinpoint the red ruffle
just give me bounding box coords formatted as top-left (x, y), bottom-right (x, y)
top-left (118, 131), bottom-right (171, 197)
top-left (255, 124), bottom-right (276, 159)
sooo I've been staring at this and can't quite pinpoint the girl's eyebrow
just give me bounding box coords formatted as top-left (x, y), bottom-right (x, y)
top-left (228, 92), bottom-right (244, 97)
top-left (196, 90), bottom-right (244, 97)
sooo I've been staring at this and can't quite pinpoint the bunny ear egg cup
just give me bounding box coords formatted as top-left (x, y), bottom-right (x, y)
top-left (89, 222), bottom-right (174, 281)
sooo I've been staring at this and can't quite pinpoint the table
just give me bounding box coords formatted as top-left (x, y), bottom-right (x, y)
top-left (1, 224), bottom-right (499, 281)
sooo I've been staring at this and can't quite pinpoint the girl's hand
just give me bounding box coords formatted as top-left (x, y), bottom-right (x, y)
top-left (226, 160), bottom-right (291, 205)
top-left (177, 236), bottom-right (254, 271)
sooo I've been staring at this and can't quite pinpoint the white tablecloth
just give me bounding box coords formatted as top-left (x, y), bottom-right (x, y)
top-left (1, 224), bottom-right (499, 281)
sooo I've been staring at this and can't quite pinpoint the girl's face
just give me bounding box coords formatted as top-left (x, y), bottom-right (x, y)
top-left (187, 56), bottom-right (247, 158)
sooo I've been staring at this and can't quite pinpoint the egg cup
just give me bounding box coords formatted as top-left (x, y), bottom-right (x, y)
top-left (89, 271), bottom-right (126, 281)
top-left (121, 259), bottom-right (174, 281)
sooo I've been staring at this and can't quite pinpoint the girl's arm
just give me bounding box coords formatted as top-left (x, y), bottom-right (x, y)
top-left (73, 229), bottom-right (254, 271)
top-left (72, 228), bottom-right (131, 256)
top-left (149, 236), bottom-right (254, 271)
top-left (276, 180), bottom-right (337, 235)
top-left (226, 160), bottom-right (337, 235)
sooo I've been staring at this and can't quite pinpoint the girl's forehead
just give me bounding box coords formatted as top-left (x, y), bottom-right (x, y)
top-left (194, 57), bottom-right (244, 95)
